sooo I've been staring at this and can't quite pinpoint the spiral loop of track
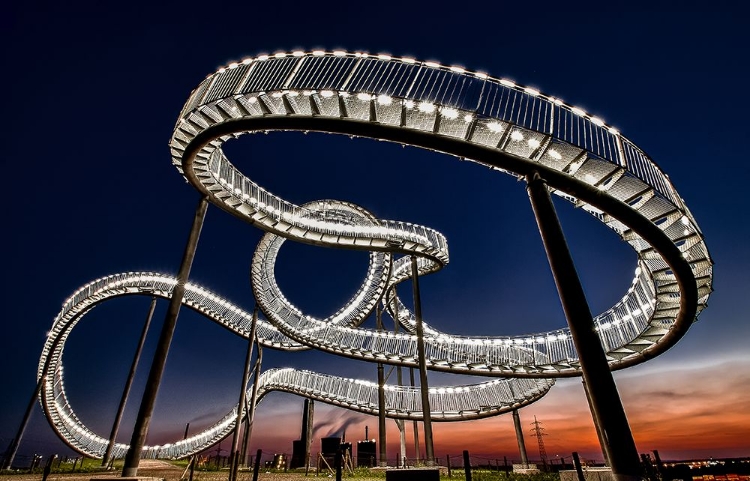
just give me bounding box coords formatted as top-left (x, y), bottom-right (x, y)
top-left (37, 50), bottom-right (712, 459)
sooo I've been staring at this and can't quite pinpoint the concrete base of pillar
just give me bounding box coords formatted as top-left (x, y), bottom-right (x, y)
top-left (513, 464), bottom-right (540, 474)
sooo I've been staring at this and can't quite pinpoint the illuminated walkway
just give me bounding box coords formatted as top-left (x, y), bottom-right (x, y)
top-left (37, 51), bottom-right (712, 459)
top-left (41, 271), bottom-right (551, 458)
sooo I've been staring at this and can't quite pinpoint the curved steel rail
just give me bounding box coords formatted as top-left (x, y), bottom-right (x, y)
top-left (39, 274), bottom-right (552, 459)
top-left (37, 50), bottom-right (712, 459)
top-left (172, 50), bottom-right (711, 372)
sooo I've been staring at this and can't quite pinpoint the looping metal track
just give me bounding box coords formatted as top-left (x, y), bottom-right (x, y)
top-left (39, 272), bottom-right (553, 460)
top-left (38, 50), bottom-right (712, 459)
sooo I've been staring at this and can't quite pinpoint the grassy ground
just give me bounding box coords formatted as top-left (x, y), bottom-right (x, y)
top-left (0, 459), bottom-right (563, 481)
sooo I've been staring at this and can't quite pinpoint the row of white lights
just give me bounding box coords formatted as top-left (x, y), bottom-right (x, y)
top-left (188, 86), bottom-right (682, 242)
top-left (45, 296), bottom-right (554, 455)
top-left (432, 333), bottom-right (568, 345)
top-left (215, 173), bottom-right (433, 246)
top-left (345, 377), bottom-right (481, 395)
top-left (51, 273), bottom-right (584, 357)
top-left (56, 273), bottom-right (282, 345)
top-left (189, 85), bottom-right (697, 277)
top-left (61, 272), bottom-right (175, 308)
top-left (210, 50), bottom-right (620, 136)
top-left (186, 51), bottom-right (698, 281)
top-left (213, 167), bottom-right (440, 247)
top-left (283, 371), bottom-right (509, 401)
top-left (49, 362), bottom-right (543, 453)
top-left (212, 90), bottom-right (576, 169)
top-left (50, 274), bottom-right (659, 397)
top-left (57, 271), bottom-right (642, 360)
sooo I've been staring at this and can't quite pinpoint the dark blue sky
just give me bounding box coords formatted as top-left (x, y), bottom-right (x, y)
top-left (2, 1), bottom-right (748, 461)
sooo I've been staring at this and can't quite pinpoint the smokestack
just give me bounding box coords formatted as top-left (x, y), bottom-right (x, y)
top-left (301, 400), bottom-right (314, 464)
top-left (365, 426), bottom-right (368, 440)
top-left (301, 399), bottom-right (310, 440)
top-left (342, 430), bottom-right (346, 443)
top-left (291, 400), bottom-right (315, 469)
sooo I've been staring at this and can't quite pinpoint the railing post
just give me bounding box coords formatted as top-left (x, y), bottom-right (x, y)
top-left (335, 449), bottom-right (342, 481)
top-left (252, 449), bottom-right (262, 481)
top-left (463, 450), bottom-right (472, 481)
top-left (615, 133), bottom-right (629, 169)
top-left (573, 452), bottom-right (586, 481)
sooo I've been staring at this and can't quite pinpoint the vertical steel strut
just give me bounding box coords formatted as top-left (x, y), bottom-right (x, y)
top-left (229, 306), bottom-right (258, 481)
top-left (392, 311), bottom-right (407, 467)
top-left (411, 255), bottom-right (435, 466)
top-left (376, 305), bottom-right (388, 467)
top-left (526, 172), bottom-right (642, 481)
top-left (244, 340), bottom-right (263, 465)
top-left (410, 368), bottom-right (419, 463)
top-left (122, 196), bottom-right (209, 477)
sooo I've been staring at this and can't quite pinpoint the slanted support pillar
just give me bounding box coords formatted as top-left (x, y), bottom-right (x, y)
top-left (229, 306), bottom-right (259, 481)
top-left (512, 410), bottom-right (529, 467)
top-left (243, 341), bottom-right (264, 465)
top-left (3, 374), bottom-right (46, 470)
top-left (583, 377), bottom-right (611, 466)
top-left (526, 172), bottom-right (642, 481)
top-left (102, 297), bottom-right (158, 467)
top-left (122, 196), bottom-right (209, 477)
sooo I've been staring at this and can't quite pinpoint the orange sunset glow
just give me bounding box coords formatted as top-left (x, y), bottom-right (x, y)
top-left (243, 354), bottom-right (750, 462)
top-left (5, 5), bottom-right (750, 471)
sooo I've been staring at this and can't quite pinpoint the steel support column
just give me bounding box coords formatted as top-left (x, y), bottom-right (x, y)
top-left (411, 255), bottom-right (434, 466)
top-left (229, 306), bottom-right (258, 481)
top-left (122, 196), bottom-right (209, 477)
top-left (102, 297), bottom-right (158, 467)
top-left (243, 342), bottom-right (263, 464)
top-left (526, 172), bottom-right (642, 481)
top-left (410, 368), bottom-right (419, 463)
top-left (583, 377), bottom-right (611, 466)
top-left (304, 398), bottom-right (313, 469)
top-left (3, 310), bottom-right (70, 470)
top-left (392, 309), bottom-right (407, 467)
top-left (512, 410), bottom-right (529, 467)
top-left (376, 305), bottom-right (387, 467)
top-left (2, 375), bottom-right (45, 470)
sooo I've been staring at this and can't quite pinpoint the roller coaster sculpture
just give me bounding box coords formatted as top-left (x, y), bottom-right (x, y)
top-left (36, 51), bottom-right (712, 460)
